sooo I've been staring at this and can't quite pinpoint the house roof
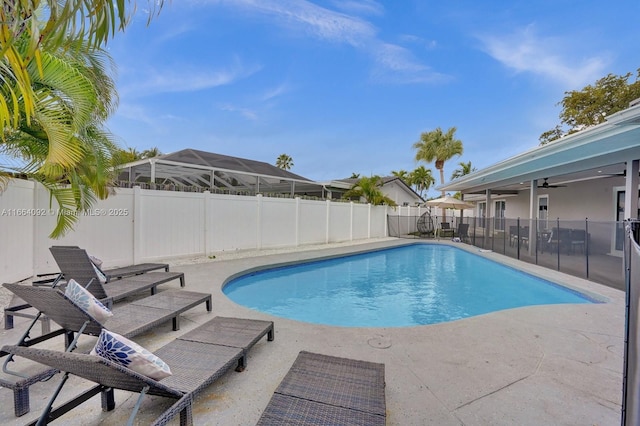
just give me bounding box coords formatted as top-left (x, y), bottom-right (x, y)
top-left (118, 148), bottom-right (324, 195)
top-left (437, 102), bottom-right (640, 195)
top-left (156, 149), bottom-right (311, 181)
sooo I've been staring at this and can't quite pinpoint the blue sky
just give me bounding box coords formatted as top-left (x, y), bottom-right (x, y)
top-left (106, 0), bottom-right (639, 197)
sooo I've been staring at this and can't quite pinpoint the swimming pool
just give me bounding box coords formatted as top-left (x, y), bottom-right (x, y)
top-left (223, 244), bottom-right (596, 327)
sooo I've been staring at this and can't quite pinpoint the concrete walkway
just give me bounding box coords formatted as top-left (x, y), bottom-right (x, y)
top-left (0, 238), bottom-right (625, 425)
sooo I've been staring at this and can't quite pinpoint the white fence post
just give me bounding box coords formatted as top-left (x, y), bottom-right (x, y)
top-left (133, 186), bottom-right (142, 264)
top-left (204, 190), bottom-right (210, 256)
top-left (256, 193), bottom-right (263, 250)
top-left (295, 196), bottom-right (300, 247)
top-left (350, 202), bottom-right (354, 241)
top-left (325, 199), bottom-right (331, 243)
top-left (368, 203), bottom-right (372, 239)
top-left (385, 205), bottom-right (389, 237)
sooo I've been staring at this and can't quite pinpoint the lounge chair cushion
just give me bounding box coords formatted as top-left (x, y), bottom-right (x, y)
top-left (65, 279), bottom-right (113, 322)
top-left (91, 329), bottom-right (172, 380)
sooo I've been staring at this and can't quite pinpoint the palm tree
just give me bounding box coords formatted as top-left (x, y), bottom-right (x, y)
top-left (141, 147), bottom-right (163, 159)
top-left (349, 173), bottom-right (361, 179)
top-left (409, 166), bottom-right (435, 199)
top-left (391, 169), bottom-right (411, 186)
top-left (1, 1), bottom-right (163, 131)
top-left (413, 127), bottom-right (463, 196)
top-left (2, 37), bottom-right (121, 237)
top-left (275, 154), bottom-right (294, 170)
top-left (342, 176), bottom-right (397, 206)
top-left (451, 161), bottom-right (476, 180)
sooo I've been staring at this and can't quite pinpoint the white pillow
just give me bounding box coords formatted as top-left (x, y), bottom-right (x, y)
top-left (90, 329), bottom-right (172, 380)
top-left (91, 262), bottom-right (108, 284)
top-left (64, 279), bottom-right (113, 322)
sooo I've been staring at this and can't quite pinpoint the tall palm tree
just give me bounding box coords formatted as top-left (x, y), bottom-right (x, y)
top-left (275, 154), bottom-right (294, 170)
top-left (413, 127), bottom-right (463, 196)
top-left (342, 176), bottom-right (397, 206)
top-left (409, 166), bottom-right (435, 199)
top-left (451, 161), bottom-right (476, 180)
top-left (2, 37), bottom-right (121, 237)
top-left (1, 1), bottom-right (163, 131)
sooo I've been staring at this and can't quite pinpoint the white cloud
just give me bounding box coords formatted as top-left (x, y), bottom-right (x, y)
top-left (218, 103), bottom-right (259, 121)
top-left (400, 34), bottom-right (438, 50)
top-left (201, 0), bottom-right (445, 84)
top-left (331, 0), bottom-right (384, 17)
top-left (120, 60), bottom-right (262, 98)
top-left (260, 83), bottom-right (291, 102)
top-left (370, 42), bottom-right (448, 84)
top-left (477, 25), bottom-right (608, 88)
top-left (205, 0), bottom-right (376, 46)
top-left (115, 103), bottom-right (158, 125)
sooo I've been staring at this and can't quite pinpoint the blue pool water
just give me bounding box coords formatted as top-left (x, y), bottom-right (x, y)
top-left (223, 244), bottom-right (596, 327)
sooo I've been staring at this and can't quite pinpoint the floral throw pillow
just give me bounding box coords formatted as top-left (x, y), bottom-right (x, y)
top-left (90, 329), bottom-right (172, 380)
top-left (64, 279), bottom-right (113, 322)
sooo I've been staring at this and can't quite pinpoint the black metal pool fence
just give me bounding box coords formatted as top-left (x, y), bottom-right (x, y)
top-left (623, 219), bottom-right (640, 425)
top-left (387, 215), bottom-right (627, 290)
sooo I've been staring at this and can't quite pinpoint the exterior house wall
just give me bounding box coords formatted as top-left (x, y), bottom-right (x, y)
top-left (381, 180), bottom-right (421, 206)
top-left (473, 178), bottom-right (623, 222)
top-left (0, 181), bottom-right (400, 283)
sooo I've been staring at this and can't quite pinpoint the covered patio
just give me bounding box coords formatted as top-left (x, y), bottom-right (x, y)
top-left (421, 101), bottom-right (640, 290)
top-left (438, 101), bottom-right (640, 256)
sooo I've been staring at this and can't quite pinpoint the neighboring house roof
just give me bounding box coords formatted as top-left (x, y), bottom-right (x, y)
top-left (159, 149), bottom-right (312, 182)
top-left (438, 102), bottom-right (640, 195)
top-left (118, 148), bottom-right (323, 195)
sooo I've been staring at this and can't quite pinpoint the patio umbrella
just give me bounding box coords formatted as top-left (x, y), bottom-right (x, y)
top-left (425, 195), bottom-right (474, 210)
top-left (425, 195), bottom-right (474, 222)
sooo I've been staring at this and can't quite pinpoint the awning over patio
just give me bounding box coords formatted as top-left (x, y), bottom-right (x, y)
top-left (437, 101), bottom-right (640, 219)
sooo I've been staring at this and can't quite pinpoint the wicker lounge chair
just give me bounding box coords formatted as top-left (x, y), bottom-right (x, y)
top-left (0, 283), bottom-right (212, 417)
top-left (257, 351), bottom-right (386, 425)
top-left (5, 248), bottom-right (170, 332)
top-left (2, 316), bottom-right (274, 425)
top-left (49, 246), bottom-right (185, 307)
top-left (50, 245), bottom-right (171, 280)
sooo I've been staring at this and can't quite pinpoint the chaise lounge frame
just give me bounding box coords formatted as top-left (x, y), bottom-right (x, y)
top-left (49, 246), bottom-right (185, 307)
top-left (2, 316), bottom-right (274, 425)
top-left (4, 249), bottom-right (170, 333)
top-left (1, 283), bottom-right (212, 417)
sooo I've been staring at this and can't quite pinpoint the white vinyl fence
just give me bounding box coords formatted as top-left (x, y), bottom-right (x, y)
top-left (0, 180), bottom-right (421, 283)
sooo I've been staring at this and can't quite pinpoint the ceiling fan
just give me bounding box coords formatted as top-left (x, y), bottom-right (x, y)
top-left (538, 178), bottom-right (566, 189)
top-left (603, 169), bottom-right (627, 178)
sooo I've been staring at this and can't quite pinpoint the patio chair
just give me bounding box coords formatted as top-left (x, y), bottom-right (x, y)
top-left (5, 248), bottom-right (171, 333)
top-left (520, 226), bottom-right (530, 249)
top-left (49, 246), bottom-right (185, 307)
top-left (0, 283), bottom-right (212, 417)
top-left (456, 223), bottom-right (470, 242)
top-left (1, 316), bottom-right (274, 425)
top-left (256, 351), bottom-right (386, 425)
top-left (547, 228), bottom-right (572, 254)
top-left (439, 222), bottom-right (454, 238)
top-left (51, 245), bottom-right (171, 280)
top-left (509, 226), bottom-right (529, 248)
top-left (569, 229), bottom-right (587, 254)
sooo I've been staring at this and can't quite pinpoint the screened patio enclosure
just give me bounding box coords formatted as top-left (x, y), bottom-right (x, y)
top-left (117, 149), bottom-right (345, 199)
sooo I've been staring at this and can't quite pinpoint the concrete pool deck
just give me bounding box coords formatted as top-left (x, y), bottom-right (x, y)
top-left (0, 238), bottom-right (626, 425)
